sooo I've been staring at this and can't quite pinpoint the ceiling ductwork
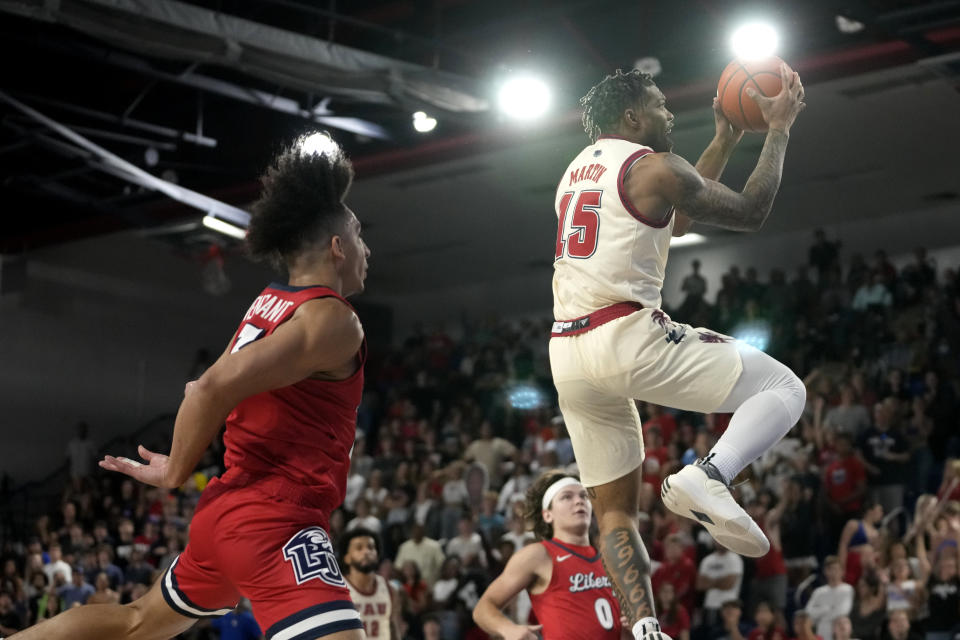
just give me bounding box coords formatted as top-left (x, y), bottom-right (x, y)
top-left (0, 0), bottom-right (489, 113)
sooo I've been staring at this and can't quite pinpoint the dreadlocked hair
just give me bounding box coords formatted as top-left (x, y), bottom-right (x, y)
top-left (580, 69), bottom-right (656, 143)
top-left (523, 469), bottom-right (580, 541)
top-left (247, 132), bottom-right (354, 269)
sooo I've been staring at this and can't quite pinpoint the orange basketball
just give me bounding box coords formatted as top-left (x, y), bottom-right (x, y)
top-left (717, 56), bottom-right (790, 133)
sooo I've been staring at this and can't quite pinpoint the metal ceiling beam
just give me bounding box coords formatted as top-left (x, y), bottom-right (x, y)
top-left (0, 91), bottom-right (251, 226)
top-left (11, 92), bottom-right (218, 148)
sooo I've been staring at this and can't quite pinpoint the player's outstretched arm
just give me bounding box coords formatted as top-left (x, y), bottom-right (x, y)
top-left (473, 544), bottom-right (548, 640)
top-left (672, 97), bottom-right (744, 237)
top-left (655, 63), bottom-right (804, 232)
top-left (101, 298), bottom-right (363, 489)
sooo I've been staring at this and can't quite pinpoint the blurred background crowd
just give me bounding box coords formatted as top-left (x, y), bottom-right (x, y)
top-left (1, 232), bottom-right (959, 640)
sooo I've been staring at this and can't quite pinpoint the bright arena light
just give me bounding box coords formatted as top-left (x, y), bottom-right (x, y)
top-left (202, 215), bottom-right (246, 240)
top-left (730, 22), bottom-right (779, 60)
top-left (412, 111), bottom-right (437, 133)
top-left (670, 232), bottom-right (707, 248)
top-left (497, 75), bottom-right (552, 120)
top-left (299, 131), bottom-right (339, 156)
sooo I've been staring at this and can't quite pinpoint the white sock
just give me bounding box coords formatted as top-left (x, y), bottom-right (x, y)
top-left (707, 346), bottom-right (805, 484)
top-left (633, 617), bottom-right (661, 640)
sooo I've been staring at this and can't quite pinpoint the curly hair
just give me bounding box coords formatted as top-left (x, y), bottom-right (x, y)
top-left (338, 526), bottom-right (381, 563)
top-left (523, 469), bottom-right (580, 541)
top-left (247, 132), bottom-right (354, 268)
top-left (580, 69), bottom-right (656, 142)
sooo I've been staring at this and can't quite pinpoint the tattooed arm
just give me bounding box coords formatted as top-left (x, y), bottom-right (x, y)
top-left (654, 62), bottom-right (804, 233)
top-left (672, 97), bottom-right (744, 237)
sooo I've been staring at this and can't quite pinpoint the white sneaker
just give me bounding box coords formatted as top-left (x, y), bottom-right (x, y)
top-left (661, 460), bottom-right (770, 557)
top-left (634, 618), bottom-right (674, 640)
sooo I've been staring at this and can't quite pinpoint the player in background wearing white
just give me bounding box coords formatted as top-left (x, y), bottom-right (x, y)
top-left (340, 528), bottom-right (401, 640)
top-left (473, 470), bottom-right (629, 640)
top-left (549, 65), bottom-right (805, 640)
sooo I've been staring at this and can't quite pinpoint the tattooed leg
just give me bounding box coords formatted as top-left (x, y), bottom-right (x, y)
top-left (587, 467), bottom-right (657, 624)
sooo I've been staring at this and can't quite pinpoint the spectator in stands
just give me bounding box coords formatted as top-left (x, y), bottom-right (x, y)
top-left (852, 273), bottom-right (893, 311)
top-left (496, 462), bottom-right (532, 515)
top-left (445, 513), bottom-right (486, 569)
top-left (849, 571), bottom-right (886, 640)
top-left (806, 556), bottom-right (854, 640)
top-left (0, 590), bottom-right (23, 635)
top-left (822, 433), bottom-right (868, 543)
top-left (791, 610), bottom-right (820, 640)
top-left (657, 581), bottom-right (690, 640)
top-left (463, 421), bottom-right (517, 489)
top-left (395, 523), bottom-right (445, 588)
top-left (57, 568), bottom-right (93, 608)
top-left (698, 545), bottom-right (744, 628)
top-left (748, 601), bottom-right (786, 640)
top-left (209, 598), bottom-right (262, 640)
top-left (859, 400), bottom-right (911, 513)
top-left (831, 617), bottom-right (853, 640)
top-left (713, 599), bottom-right (749, 640)
top-left (880, 609), bottom-right (921, 640)
top-left (400, 561), bottom-right (430, 618)
top-left (837, 500), bottom-right (883, 586)
top-left (65, 422), bottom-right (97, 491)
top-left (809, 229), bottom-right (841, 285)
top-left (41, 544), bottom-right (71, 585)
top-left (751, 497), bottom-right (788, 614)
top-left (823, 385), bottom-right (871, 441)
top-left (653, 533), bottom-right (697, 612)
top-left (917, 536), bottom-right (959, 640)
top-left (885, 557), bottom-right (919, 618)
top-left (347, 497), bottom-right (383, 535)
top-left (93, 546), bottom-right (124, 591)
top-left (86, 571), bottom-right (119, 605)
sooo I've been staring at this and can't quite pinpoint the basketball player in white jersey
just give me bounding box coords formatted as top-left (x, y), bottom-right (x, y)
top-left (340, 528), bottom-right (401, 640)
top-left (549, 64), bottom-right (805, 640)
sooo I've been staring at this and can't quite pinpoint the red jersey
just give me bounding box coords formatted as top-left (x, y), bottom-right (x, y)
top-left (652, 556), bottom-right (697, 611)
top-left (218, 282), bottom-right (365, 513)
top-left (529, 539), bottom-right (621, 640)
top-left (823, 455), bottom-right (866, 513)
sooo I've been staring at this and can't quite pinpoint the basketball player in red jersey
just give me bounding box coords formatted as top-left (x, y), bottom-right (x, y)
top-left (473, 470), bottom-right (630, 640)
top-left (12, 133), bottom-right (370, 640)
top-left (550, 66), bottom-right (805, 640)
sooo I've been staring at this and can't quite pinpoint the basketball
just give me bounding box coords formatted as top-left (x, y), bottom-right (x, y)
top-left (717, 56), bottom-right (791, 132)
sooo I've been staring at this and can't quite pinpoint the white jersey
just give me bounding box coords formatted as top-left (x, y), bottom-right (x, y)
top-left (347, 574), bottom-right (393, 639)
top-left (552, 135), bottom-right (674, 320)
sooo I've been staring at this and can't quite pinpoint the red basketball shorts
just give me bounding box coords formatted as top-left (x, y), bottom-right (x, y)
top-left (160, 481), bottom-right (362, 639)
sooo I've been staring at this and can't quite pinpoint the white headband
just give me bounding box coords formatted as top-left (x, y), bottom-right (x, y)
top-left (541, 477), bottom-right (581, 511)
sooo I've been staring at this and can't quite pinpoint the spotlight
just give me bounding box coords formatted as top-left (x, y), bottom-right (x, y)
top-left (299, 131), bottom-right (339, 156)
top-left (732, 320), bottom-right (771, 352)
top-left (507, 384), bottom-right (547, 410)
top-left (412, 111), bottom-right (437, 133)
top-left (730, 22), bottom-right (779, 60)
top-left (202, 215), bottom-right (246, 240)
top-left (634, 57), bottom-right (662, 77)
top-left (835, 15), bottom-right (865, 34)
top-left (497, 75), bottom-right (552, 120)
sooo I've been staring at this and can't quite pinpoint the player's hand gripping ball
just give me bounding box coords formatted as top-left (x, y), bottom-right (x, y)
top-left (717, 56), bottom-right (793, 132)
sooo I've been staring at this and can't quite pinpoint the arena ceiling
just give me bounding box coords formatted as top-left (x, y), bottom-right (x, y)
top-left (1, 0), bottom-right (959, 290)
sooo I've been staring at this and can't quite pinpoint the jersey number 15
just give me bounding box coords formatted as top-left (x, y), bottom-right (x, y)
top-left (555, 190), bottom-right (601, 260)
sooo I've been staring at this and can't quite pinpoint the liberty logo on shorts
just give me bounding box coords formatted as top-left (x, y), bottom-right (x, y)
top-left (282, 526), bottom-right (346, 587)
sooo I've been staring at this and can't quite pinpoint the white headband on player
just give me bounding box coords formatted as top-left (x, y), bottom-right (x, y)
top-left (541, 476), bottom-right (581, 511)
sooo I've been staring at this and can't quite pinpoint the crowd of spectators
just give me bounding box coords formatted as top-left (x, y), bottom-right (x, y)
top-left (1, 231), bottom-right (959, 640)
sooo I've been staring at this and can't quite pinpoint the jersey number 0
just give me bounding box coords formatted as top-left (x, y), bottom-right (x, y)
top-left (555, 190), bottom-right (602, 260)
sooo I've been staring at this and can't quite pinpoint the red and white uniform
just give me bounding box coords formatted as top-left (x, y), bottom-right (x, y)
top-left (529, 539), bottom-right (622, 640)
top-left (161, 282), bottom-right (365, 639)
top-left (346, 575), bottom-right (393, 639)
top-left (549, 136), bottom-right (742, 488)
